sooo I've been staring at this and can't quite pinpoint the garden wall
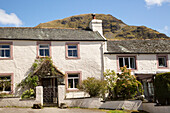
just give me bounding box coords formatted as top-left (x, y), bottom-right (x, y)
top-left (0, 86), bottom-right (43, 107)
top-left (63, 98), bottom-right (142, 110)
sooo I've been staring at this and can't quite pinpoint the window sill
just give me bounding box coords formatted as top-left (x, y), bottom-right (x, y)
top-left (66, 88), bottom-right (79, 92)
top-left (158, 66), bottom-right (169, 69)
top-left (0, 57), bottom-right (13, 60)
top-left (66, 57), bottom-right (80, 60)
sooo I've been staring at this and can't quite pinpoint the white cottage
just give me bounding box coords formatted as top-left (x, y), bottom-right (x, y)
top-left (0, 18), bottom-right (106, 104)
top-left (104, 40), bottom-right (170, 101)
top-left (0, 16), bottom-right (170, 105)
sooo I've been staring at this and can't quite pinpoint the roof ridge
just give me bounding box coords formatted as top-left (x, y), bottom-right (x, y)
top-left (0, 27), bottom-right (79, 30)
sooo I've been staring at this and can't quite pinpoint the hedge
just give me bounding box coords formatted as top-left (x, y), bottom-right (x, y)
top-left (154, 72), bottom-right (170, 105)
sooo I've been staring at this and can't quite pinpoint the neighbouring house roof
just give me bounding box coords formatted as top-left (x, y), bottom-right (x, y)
top-left (105, 40), bottom-right (170, 54)
top-left (0, 27), bottom-right (105, 41)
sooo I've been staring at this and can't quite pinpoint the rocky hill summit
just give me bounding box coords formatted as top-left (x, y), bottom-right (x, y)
top-left (36, 14), bottom-right (169, 40)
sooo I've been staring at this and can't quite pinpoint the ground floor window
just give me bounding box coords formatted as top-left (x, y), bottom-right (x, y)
top-left (68, 74), bottom-right (79, 89)
top-left (65, 71), bottom-right (81, 90)
top-left (0, 75), bottom-right (11, 92)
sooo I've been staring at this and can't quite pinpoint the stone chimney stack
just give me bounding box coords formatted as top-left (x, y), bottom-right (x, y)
top-left (89, 13), bottom-right (103, 36)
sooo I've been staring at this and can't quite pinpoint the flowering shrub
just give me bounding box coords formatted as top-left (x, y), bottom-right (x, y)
top-left (116, 66), bottom-right (143, 99)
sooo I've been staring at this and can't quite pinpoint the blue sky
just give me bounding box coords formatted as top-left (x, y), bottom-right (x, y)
top-left (0, 0), bottom-right (170, 36)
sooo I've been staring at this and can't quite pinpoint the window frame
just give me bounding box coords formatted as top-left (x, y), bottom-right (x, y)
top-left (37, 41), bottom-right (51, 58)
top-left (0, 73), bottom-right (13, 94)
top-left (65, 42), bottom-right (80, 59)
top-left (65, 71), bottom-right (82, 91)
top-left (157, 55), bottom-right (168, 69)
top-left (117, 55), bottom-right (137, 70)
top-left (0, 42), bottom-right (13, 60)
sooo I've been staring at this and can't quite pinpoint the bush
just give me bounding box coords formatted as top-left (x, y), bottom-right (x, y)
top-left (78, 77), bottom-right (107, 97)
top-left (103, 69), bottom-right (117, 100)
top-left (116, 66), bottom-right (143, 99)
top-left (154, 72), bottom-right (170, 105)
top-left (21, 88), bottom-right (35, 99)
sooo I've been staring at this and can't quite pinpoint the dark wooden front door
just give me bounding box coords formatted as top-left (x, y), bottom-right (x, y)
top-left (42, 78), bottom-right (58, 104)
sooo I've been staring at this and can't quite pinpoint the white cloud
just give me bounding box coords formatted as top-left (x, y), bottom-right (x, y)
top-left (158, 26), bottom-right (170, 36)
top-left (0, 9), bottom-right (23, 26)
top-left (145, 0), bottom-right (170, 6)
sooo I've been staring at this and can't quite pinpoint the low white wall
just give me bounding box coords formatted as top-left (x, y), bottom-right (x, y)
top-left (142, 103), bottom-right (170, 113)
top-left (63, 98), bottom-right (142, 110)
top-left (0, 86), bottom-right (43, 107)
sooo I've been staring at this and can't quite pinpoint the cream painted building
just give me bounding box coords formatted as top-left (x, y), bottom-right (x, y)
top-left (0, 17), bottom-right (170, 104)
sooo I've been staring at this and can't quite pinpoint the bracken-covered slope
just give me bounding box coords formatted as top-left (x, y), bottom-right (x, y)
top-left (35, 14), bottom-right (169, 40)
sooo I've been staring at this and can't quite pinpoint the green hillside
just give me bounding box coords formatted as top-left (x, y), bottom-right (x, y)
top-left (35, 14), bottom-right (169, 40)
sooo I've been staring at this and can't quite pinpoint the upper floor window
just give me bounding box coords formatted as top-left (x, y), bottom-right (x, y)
top-left (118, 56), bottom-right (136, 69)
top-left (39, 44), bottom-right (49, 57)
top-left (66, 42), bottom-right (80, 59)
top-left (0, 42), bottom-right (13, 60)
top-left (0, 45), bottom-right (10, 58)
top-left (158, 56), bottom-right (167, 68)
top-left (37, 41), bottom-right (51, 57)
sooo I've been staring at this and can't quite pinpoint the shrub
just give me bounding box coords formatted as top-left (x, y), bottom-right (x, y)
top-left (21, 88), bottom-right (35, 99)
top-left (78, 77), bottom-right (107, 97)
top-left (103, 69), bottom-right (117, 100)
top-left (154, 72), bottom-right (170, 105)
top-left (116, 66), bottom-right (143, 99)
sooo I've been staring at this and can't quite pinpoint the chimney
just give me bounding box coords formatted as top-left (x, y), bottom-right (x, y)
top-left (89, 13), bottom-right (103, 36)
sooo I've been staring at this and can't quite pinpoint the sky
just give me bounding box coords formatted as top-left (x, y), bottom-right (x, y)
top-left (0, 0), bottom-right (170, 36)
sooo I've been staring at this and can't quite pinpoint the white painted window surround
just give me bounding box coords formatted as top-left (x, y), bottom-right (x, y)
top-left (119, 57), bottom-right (136, 69)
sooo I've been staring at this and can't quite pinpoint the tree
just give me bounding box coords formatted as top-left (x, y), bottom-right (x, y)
top-left (116, 66), bottom-right (143, 99)
top-left (103, 69), bottom-right (117, 100)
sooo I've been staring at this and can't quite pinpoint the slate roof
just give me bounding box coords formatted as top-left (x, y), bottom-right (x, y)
top-left (0, 27), bottom-right (105, 41)
top-left (106, 40), bottom-right (170, 54)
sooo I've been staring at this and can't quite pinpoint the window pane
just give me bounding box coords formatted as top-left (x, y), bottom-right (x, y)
top-left (68, 79), bottom-right (73, 88)
top-left (1, 45), bottom-right (10, 48)
top-left (68, 45), bottom-right (77, 49)
top-left (125, 58), bottom-right (129, 68)
top-left (5, 50), bottom-right (10, 57)
top-left (68, 50), bottom-right (72, 56)
top-left (68, 74), bottom-right (78, 78)
top-left (130, 57), bottom-right (135, 69)
top-left (158, 57), bottom-right (166, 67)
top-left (0, 50), bottom-right (4, 57)
top-left (0, 76), bottom-right (11, 91)
top-left (40, 45), bottom-right (49, 48)
top-left (45, 49), bottom-right (49, 56)
top-left (119, 58), bottom-right (124, 67)
top-left (73, 50), bottom-right (78, 57)
top-left (39, 49), bottom-right (44, 56)
top-left (74, 79), bottom-right (79, 88)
